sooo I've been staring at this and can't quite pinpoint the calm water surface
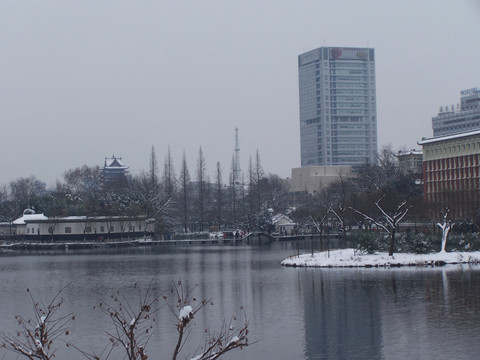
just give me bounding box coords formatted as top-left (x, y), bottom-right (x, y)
top-left (0, 240), bottom-right (479, 360)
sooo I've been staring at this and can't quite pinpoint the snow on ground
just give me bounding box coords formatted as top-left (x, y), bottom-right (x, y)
top-left (281, 249), bottom-right (480, 268)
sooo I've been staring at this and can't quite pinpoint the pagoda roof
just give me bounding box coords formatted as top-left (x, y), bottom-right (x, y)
top-left (104, 155), bottom-right (128, 169)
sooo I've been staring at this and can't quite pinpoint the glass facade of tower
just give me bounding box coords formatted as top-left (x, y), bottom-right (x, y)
top-left (299, 47), bottom-right (377, 166)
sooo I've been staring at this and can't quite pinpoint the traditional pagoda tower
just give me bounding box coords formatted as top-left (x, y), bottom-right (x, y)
top-left (103, 155), bottom-right (129, 186)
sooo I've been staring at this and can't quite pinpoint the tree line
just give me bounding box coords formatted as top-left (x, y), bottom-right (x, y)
top-left (0, 146), bottom-right (291, 236)
top-left (2, 144), bottom-right (478, 245)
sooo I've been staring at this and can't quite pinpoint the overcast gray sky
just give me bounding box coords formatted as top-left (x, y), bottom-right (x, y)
top-left (1, 0), bottom-right (479, 186)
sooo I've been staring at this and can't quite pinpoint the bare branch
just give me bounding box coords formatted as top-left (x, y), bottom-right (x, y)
top-left (1, 285), bottom-right (74, 360)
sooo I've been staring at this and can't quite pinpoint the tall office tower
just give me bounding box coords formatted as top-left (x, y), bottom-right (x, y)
top-left (298, 46), bottom-right (378, 166)
top-left (432, 87), bottom-right (480, 136)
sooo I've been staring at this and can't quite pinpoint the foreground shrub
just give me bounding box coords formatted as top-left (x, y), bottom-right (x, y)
top-left (397, 232), bottom-right (437, 254)
top-left (1, 280), bottom-right (248, 360)
top-left (351, 231), bottom-right (387, 254)
top-left (452, 232), bottom-right (480, 252)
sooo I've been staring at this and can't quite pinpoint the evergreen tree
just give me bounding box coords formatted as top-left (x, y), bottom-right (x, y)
top-left (179, 152), bottom-right (190, 232)
top-left (196, 147), bottom-right (206, 231)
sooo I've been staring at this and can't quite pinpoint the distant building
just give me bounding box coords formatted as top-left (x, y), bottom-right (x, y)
top-left (103, 155), bottom-right (128, 185)
top-left (418, 130), bottom-right (480, 218)
top-left (396, 149), bottom-right (423, 175)
top-left (289, 166), bottom-right (352, 196)
top-left (432, 87), bottom-right (480, 136)
top-left (10, 209), bottom-right (154, 242)
top-left (298, 46), bottom-right (377, 167)
top-left (270, 214), bottom-right (297, 235)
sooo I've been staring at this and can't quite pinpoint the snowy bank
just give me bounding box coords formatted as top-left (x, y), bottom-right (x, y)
top-left (281, 249), bottom-right (480, 268)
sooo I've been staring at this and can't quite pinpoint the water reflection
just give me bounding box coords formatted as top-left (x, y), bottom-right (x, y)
top-left (301, 269), bottom-right (383, 359)
top-left (1, 243), bottom-right (480, 360)
top-left (300, 266), bottom-right (480, 360)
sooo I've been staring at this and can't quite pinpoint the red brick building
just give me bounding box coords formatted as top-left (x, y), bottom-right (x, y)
top-left (418, 130), bottom-right (480, 218)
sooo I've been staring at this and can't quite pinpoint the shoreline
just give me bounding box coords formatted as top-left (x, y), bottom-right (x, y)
top-left (0, 237), bottom-right (246, 251)
top-left (281, 249), bottom-right (480, 268)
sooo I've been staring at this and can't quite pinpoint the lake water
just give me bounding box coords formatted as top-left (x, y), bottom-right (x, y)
top-left (0, 240), bottom-right (480, 360)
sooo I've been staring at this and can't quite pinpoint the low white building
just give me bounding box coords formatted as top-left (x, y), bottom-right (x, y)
top-left (12, 210), bottom-right (48, 238)
top-left (10, 210), bottom-right (154, 242)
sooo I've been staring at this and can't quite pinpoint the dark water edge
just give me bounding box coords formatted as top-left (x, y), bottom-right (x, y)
top-left (0, 240), bottom-right (479, 360)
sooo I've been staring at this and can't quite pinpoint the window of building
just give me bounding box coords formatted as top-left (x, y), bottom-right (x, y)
top-left (65, 227), bottom-right (72, 234)
top-left (85, 227), bottom-right (91, 233)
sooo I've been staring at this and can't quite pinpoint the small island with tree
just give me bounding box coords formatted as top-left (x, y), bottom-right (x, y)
top-left (283, 146), bottom-right (480, 268)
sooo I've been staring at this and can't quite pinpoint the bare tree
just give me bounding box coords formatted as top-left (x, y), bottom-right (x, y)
top-left (253, 150), bottom-right (264, 213)
top-left (127, 173), bottom-right (176, 234)
top-left (215, 162), bottom-right (223, 229)
top-left (63, 166), bottom-right (103, 215)
top-left (166, 281), bottom-right (248, 360)
top-left (95, 280), bottom-right (249, 360)
top-left (89, 278), bottom-right (163, 360)
top-left (9, 176), bottom-right (48, 217)
top-left (1, 286), bottom-right (73, 360)
top-left (247, 156), bottom-right (254, 217)
top-left (350, 195), bottom-right (412, 256)
top-left (2, 281), bottom-right (248, 360)
top-left (229, 156), bottom-right (238, 228)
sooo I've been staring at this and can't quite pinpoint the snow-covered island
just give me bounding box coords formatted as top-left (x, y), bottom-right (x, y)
top-left (281, 249), bottom-right (480, 268)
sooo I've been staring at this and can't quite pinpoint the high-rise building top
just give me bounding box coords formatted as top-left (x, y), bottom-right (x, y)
top-left (298, 46), bottom-right (378, 167)
top-left (432, 87), bottom-right (480, 136)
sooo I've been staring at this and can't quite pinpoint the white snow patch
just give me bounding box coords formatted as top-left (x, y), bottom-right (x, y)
top-left (35, 339), bottom-right (43, 349)
top-left (130, 317), bottom-right (135, 326)
top-left (281, 249), bottom-right (480, 268)
top-left (179, 305), bottom-right (193, 320)
top-left (229, 336), bottom-right (239, 345)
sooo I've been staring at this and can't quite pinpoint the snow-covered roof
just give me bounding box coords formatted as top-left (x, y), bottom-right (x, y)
top-left (104, 155), bottom-right (128, 169)
top-left (396, 149), bottom-right (423, 156)
top-left (271, 214), bottom-right (294, 225)
top-left (13, 214), bottom-right (148, 225)
top-left (418, 129), bottom-right (480, 145)
top-left (13, 213), bottom-right (48, 225)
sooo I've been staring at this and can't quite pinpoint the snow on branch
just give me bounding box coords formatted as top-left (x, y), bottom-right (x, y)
top-left (1, 285), bottom-right (74, 360)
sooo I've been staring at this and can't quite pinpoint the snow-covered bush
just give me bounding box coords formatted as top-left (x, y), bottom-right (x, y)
top-left (453, 233), bottom-right (480, 252)
top-left (397, 232), bottom-right (436, 254)
top-left (353, 231), bottom-right (386, 254)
